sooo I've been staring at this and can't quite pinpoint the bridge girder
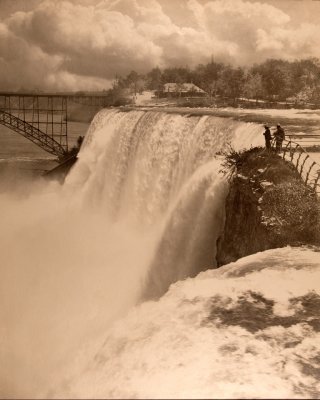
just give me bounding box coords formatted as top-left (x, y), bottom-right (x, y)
top-left (0, 92), bottom-right (110, 158)
top-left (0, 110), bottom-right (66, 157)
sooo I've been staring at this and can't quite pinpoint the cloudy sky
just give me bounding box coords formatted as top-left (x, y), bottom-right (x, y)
top-left (0, 0), bottom-right (319, 91)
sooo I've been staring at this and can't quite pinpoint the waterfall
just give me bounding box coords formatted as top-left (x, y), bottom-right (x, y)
top-left (67, 109), bottom-right (263, 222)
top-left (0, 108), bottom-right (264, 398)
top-left (66, 109), bottom-right (263, 298)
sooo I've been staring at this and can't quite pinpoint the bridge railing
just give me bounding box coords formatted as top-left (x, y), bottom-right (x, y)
top-left (272, 138), bottom-right (320, 195)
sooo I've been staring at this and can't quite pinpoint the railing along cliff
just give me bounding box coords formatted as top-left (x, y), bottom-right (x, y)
top-left (274, 139), bottom-right (320, 195)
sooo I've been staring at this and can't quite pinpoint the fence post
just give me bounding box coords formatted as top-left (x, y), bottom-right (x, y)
top-left (314, 171), bottom-right (320, 193)
top-left (291, 143), bottom-right (299, 162)
top-left (300, 154), bottom-right (309, 176)
top-left (282, 141), bottom-right (290, 159)
top-left (305, 161), bottom-right (316, 185)
top-left (296, 150), bottom-right (303, 168)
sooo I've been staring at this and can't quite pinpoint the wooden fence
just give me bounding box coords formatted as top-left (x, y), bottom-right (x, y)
top-left (275, 139), bottom-right (320, 195)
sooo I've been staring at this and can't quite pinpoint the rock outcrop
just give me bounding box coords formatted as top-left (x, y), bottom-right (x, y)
top-left (216, 147), bottom-right (320, 266)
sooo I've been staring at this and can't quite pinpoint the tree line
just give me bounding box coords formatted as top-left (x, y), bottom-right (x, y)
top-left (108, 58), bottom-right (320, 107)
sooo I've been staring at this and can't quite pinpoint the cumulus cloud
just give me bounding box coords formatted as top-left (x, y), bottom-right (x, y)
top-left (0, 0), bottom-right (319, 91)
top-left (0, 21), bottom-right (63, 90)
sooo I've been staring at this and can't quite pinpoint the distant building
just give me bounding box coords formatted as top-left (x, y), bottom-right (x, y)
top-left (159, 83), bottom-right (207, 98)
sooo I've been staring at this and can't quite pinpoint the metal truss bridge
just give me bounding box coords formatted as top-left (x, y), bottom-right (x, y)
top-left (0, 92), bottom-right (110, 159)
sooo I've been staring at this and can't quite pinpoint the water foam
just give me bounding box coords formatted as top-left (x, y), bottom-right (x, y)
top-left (54, 247), bottom-right (320, 399)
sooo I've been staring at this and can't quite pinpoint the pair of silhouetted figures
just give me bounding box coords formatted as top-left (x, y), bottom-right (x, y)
top-left (263, 124), bottom-right (285, 153)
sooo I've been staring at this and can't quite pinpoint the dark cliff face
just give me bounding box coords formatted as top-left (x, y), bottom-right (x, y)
top-left (216, 148), bottom-right (320, 267)
top-left (216, 176), bottom-right (272, 266)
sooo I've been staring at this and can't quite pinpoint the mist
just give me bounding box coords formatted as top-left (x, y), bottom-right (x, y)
top-left (0, 172), bottom-right (158, 397)
top-left (0, 108), bottom-right (264, 397)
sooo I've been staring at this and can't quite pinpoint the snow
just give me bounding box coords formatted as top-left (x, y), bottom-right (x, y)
top-left (134, 90), bottom-right (155, 105)
top-left (222, 107), bottom-right (320, 121)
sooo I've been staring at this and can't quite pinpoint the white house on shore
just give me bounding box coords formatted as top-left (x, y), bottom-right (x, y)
top-left (160, 83), bottom-right (207, 98)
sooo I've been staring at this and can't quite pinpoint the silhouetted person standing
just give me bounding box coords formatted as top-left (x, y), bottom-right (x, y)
top-left (274, 124), bottom-right (285, 153)
top-left (263, 125), bottom-right (272, 150)
top-left (77, 135), bottom-right (84, 149)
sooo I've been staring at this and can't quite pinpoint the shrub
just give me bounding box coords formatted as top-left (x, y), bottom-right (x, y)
top-left (220, 145), bottom-right (264, 172)
top-left (221, 146), bottom-right (320, 245)
top-left (261, 181), bottom-right (320, 243)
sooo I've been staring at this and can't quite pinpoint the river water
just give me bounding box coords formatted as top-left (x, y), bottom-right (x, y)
top-left (0, 121), bottom-right (89, 186)
top-left (1, 108), bottom-right (320, 399)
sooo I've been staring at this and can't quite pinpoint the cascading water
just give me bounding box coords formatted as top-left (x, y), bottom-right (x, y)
top-left (65, 109), bottom-right (264, 298)
top-left (0, 109), bottom-right (266, 398)
top-left (66, 109), bottom-right (263, 221)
